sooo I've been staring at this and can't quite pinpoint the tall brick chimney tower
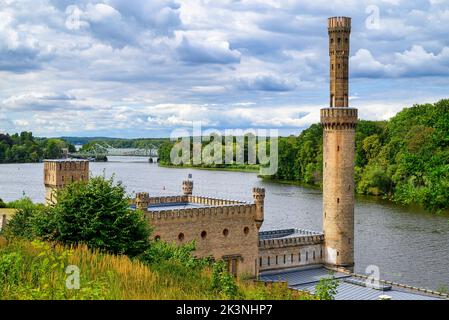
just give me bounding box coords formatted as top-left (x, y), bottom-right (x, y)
top-left (321, 17), bottom-right (357, 271)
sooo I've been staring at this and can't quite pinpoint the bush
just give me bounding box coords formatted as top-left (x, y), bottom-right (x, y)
top-left (38, 176), bottom-right (152, 257)
top-left (138, 240), bottom-right (211, 269)
top-left (314, 273), bottom-right (340, 300)
top-left (3, 198), bottom-right (44, 240)
top-left (211, 260), bottom-right (241, 299)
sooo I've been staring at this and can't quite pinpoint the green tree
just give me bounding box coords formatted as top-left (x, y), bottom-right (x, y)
top-left (37, 176), bottom-right (152, 256)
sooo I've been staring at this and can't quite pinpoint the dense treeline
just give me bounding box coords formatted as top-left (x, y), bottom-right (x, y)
top-left (0, 132), bottom-right (75, 163)
top-left (274, 100), bottom-right (449, 212)
top-left (159, 100), bottom-right (449, 212)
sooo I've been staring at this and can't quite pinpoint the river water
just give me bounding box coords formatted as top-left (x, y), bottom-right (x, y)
top-left (1, 156), bottom-right (448, 291)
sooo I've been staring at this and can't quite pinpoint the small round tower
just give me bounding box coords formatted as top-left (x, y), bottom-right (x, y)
top-left (135, 192), bottom-right (150, 211)
top-left (182, 180), bottom-right (193, 195)
top-left (252, 187), bottom-right (265, 229)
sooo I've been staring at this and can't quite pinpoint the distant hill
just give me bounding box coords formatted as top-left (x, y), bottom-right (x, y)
top-left (60, 137), bottom-right (170, 148)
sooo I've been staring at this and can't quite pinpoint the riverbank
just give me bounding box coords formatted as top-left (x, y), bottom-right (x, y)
top-left (158, 163), bottom-right (260, 173)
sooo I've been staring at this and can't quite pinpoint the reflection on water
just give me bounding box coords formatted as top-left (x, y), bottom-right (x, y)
top-left (0, 156), bottom-right (448, 290)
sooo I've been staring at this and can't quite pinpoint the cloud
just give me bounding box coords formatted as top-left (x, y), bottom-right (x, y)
top-left (176, 35), bottom-right (241, 64)
top-left (237, 74), bottom-right (296, 92)
top-left (351, 46), bottom-right (449, 78)
top-left (1, 0), bottom-right (449, 137)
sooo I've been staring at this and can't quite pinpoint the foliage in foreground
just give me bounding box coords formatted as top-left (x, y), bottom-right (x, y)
top-left (4, 176), bottom-right (152, 257)
top-left (0, 238), bottom-right (315, 300)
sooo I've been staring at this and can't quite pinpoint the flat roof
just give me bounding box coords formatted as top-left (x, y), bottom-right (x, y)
top-left (148, 202), bottom-right (212, 211)
top-left (259, 228), bottom-right (323, 240)
top-left (259, 266), bottom-right (444, 300)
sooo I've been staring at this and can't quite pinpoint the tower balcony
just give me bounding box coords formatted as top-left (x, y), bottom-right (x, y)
top-left (320, 107), bottom-right (358, 130)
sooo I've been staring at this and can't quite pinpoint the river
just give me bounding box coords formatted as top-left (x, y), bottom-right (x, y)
top-left (1, 156), bottom-right (448, 291)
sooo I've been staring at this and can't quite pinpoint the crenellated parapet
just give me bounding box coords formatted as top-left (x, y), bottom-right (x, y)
top-left (328, 16), bottom-right (351, 32)
top-left (320, 107), bottom-right (358, 130)
top-left (146, 203), bottom-right (256, 221)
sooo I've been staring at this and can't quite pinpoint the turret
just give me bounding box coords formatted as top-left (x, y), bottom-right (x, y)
top-left (182, 180), bottom-right (193, 195)
top-left (135, 192), bottom-right (150, 211)
top-left (252, 187), bottom-right (265, 229)
top-left (43, 159), bottom-right (89, 205)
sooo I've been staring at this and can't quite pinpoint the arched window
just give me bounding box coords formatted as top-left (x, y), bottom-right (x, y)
top-left (223, 229), bottom-right (229, 237)
top-left (244, 227), bottom-right (249, 235)
top-left (178, 233), bottom-right (185, 241)
top-left (201, 231), bottom-right (207, 239)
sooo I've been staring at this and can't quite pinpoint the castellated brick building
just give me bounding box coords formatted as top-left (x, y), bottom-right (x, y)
top-left (44, 159), bottom-right (89, 205)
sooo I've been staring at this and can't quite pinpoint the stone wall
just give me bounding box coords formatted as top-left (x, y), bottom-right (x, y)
top-left (44, 160), bottom-right (89, 205)
top-left (258, 233), bottom-right (325, 271)
top-left (146, 201), bottom-right (260, 276)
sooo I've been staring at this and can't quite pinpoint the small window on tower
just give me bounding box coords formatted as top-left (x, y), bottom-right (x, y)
top-left (337, 37), bottom-right (341, 43)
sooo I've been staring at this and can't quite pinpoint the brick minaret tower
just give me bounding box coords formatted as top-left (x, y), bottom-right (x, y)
top-left (321, 17), bottom-right (357, 270)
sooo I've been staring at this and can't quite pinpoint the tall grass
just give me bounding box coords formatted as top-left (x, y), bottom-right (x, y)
top-left (0, 237), bottom-right (314, 300)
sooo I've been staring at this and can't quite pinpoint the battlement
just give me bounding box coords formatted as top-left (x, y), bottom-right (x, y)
top-left (328, 16), bottom-right (351, 31)
top-left (145, 203), bottom-right (256, 221)
top-left (259, 229), bottom-right (325, 249)
top-left (320, 107), bottom-right (358, 129)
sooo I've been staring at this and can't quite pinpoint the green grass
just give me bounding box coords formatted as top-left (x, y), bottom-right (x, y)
top-left (0, 237), bottom-right (314, 300)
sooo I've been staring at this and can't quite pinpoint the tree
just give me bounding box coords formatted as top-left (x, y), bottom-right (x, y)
top-left (38, 176), bottom-right (152, 257)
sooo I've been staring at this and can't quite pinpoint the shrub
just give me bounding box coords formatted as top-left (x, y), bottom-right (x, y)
top-left (314, 273), bottom-right (340, 300)
top-left (39, 176), bottom-right (152, 257)
top-left (211, 260), bottom-right (241, 299)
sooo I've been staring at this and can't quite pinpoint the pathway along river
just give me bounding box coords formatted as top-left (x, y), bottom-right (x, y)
top-left (1, 156), bottom-right (448, 291)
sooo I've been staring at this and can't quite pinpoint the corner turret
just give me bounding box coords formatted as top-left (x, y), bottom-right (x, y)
top-left (252, 187), bottom-right (265, 229)
top-left (182, 180), bottom-right (193, 195)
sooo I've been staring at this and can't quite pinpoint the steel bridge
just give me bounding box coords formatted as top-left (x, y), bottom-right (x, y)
top-left (72, 143), bottom-right (158, 158)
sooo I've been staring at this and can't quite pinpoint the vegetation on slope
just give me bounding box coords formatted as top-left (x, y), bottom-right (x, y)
top-left (0, 176), bottom-right (319, 300)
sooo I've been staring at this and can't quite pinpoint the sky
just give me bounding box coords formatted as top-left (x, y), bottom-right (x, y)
top-left (0, 0), bottom-right (449, 138)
